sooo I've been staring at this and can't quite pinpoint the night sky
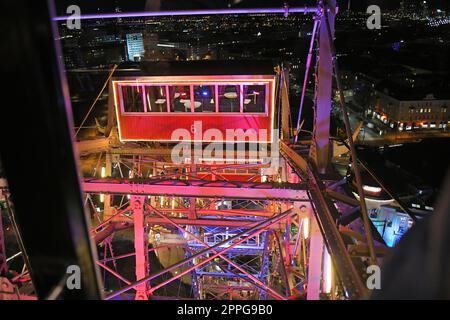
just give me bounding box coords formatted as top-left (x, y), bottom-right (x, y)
top-left (56, 0), bottom-right (450, 15)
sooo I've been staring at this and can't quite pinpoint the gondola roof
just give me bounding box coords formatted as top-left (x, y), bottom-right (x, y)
top-left (113, 60), bottom-right (277, 77)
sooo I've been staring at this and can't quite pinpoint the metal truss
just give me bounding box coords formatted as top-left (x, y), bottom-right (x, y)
top-left (0, 0), bottom-right (395, 301)
top-left (76, 140), bottom-right (375, 300)
top-left (280, 140), bottom-right (391, 299)
top-left (82, 178), bottom-right (309, 201)
top-left (71, 144), bottom-right (316, 300)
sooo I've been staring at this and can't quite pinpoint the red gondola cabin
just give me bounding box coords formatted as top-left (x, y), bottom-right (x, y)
top-left (111, 61), bottom-right (277, 143)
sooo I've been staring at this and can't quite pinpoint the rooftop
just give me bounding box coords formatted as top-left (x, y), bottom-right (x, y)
top-left (114, 60), bottom-right (277, 77)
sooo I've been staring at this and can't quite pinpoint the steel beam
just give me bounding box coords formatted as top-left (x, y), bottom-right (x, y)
top-left (325, 189), bottom-right (360, 207)
top-left (306, 216), bottom-right (323, 300)
top-left (281, 142), bottom-right (367, 299)
top-left (103, 153), bottom-right (113, 220)
top-left (295, 17), bottom-right (319, 142)
top-left (83, 179), bottom-right (309, 201)
top-left (94, 221), bottom-right (132, 244)
top-left (131, 196), bottom-right (148, 300)
top-left (195, 271), bottom-right (259, 278)
top-left (97, 261), bottom-right (131, 286)
top-left (157, 208), bottom-right (275, 218)
top-left (309, 0), bottom-right (336, 173)
top-left (146, 216), bottom-right (266, 228)
top-left (54, 7), bottom-right (319, 21)
top-left (258, 232), bottom-right (271, 299)
top-left (322, 4), bottom-right (377, 264)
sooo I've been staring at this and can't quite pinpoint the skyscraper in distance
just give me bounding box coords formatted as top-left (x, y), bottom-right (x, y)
top-left (126, 33), bottom-right (145, 61)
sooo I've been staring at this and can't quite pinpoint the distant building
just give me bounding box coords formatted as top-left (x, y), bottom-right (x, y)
top-left (143, 31), bottom-right (160, 61)
top-left (126, 33), bottom-right (145, 61)
top-left (369, 81), bottom-right (450, 131)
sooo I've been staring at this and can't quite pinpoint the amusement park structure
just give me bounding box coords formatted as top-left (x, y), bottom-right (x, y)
top-left (0, 1), bottom-right (393, 300)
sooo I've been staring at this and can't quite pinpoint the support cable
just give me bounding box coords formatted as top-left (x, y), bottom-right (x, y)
top-left (74, 64), bottom-right (118, 137)
top-left (295, 17), bottom-right (320, 142)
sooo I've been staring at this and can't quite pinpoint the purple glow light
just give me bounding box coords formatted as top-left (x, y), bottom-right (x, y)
top-left (53, 7), bottom-right (318, 21)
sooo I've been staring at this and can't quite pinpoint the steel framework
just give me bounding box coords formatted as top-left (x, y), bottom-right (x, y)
top-left (0, 0), bottom-right (392, 300)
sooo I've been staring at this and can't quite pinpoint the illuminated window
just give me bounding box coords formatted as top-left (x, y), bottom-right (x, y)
top-left (122, 85), bottom-right (145, 112)
top-left (194, 85), bottom-right (215, 112)
top-left (144, 85), bottom-right (167, 112)
top-left (243, 84), bottom-right (266, 113)
top-left (169, 85), bottom-right (191, 112)
top-left (218, 85), bottom-right (240, 112)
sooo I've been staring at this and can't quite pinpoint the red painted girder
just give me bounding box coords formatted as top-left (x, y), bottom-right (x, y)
top-left (83, 178), bottom-right (309, 201)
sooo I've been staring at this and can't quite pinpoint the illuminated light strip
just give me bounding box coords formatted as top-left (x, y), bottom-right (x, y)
top-left (53, 7), bottom-right (319, 21)
top-left (270, 76), bottom-right (275, 143)
top-left (113, 74), bottom-right (275, 81)
top-left (302, 217), bottom-right (309, 239)
top-left (362, 185), bottom-right (382, 194)
top-left (114, 80), bottom-right (273, 85)
top-left (157, 43), bottom-right (175, 48)
top-left (323, 248), bottom-right (332, 294)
